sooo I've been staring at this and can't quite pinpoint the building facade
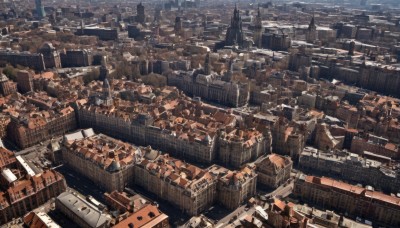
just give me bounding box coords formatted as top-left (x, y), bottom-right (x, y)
top-left (0, 50), bottom-right (46, 71)
top-left (294, 175), bottom-right (400, 227)
top-left (299, 147), bottom-right (400, 193)
top-left (255, 154), bottom-right (292, 188)
top-left (0, 149), bottom-right (67, 224)
top-left (134, 154), bottom-right (217, 216)
top-left (218, 129), bottom-right (267, 168)
top-left (225, 5), bottom-right (244, 47)
top-left (62, 130), bottom-right (137, 192)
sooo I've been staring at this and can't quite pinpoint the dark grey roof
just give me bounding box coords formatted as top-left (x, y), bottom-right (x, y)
top-left (57, 192), bottom-right (110, 228)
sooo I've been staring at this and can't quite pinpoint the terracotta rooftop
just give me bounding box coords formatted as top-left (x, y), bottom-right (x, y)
top-left (305, 176), bottom-right (400, 206)
top-left (65, 134), bottom-right (138, 171)
top-left (140, 154), bottom-right (214, 192)
top-left (113, 204), bottom-right (168, 228)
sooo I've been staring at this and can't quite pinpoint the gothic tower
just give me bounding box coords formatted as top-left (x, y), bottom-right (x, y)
top-left (102, 78), bottom-right (113, 106)
top-left (306, 15), bottom-right (318, 43)
top-left (225, 4), bottom-right (244, 47)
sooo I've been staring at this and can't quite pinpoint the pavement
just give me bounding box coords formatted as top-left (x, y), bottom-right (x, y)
top-left (53, 165), bottom-right (106, 205)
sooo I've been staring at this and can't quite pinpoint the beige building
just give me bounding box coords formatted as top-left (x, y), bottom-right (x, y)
top-left (218, 128), bottom-right (267, 168)
top-left (294, 175), bottom-right (400, 227)
top-left (62, 129), bottom-right (137, 192)
top-left (134, 154), bottom-right (217, 216)
top-left (208, 165), bottom-right (257, 210)
top-left (74, 84), bottom-right (252, 166)
top-left (255, 154), bottom-right (292, 188)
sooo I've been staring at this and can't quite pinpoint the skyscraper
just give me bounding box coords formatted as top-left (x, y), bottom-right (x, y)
top-left (35, 0), bottom-right (46, 19)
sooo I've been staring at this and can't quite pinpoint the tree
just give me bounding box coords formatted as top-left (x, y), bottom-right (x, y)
top-left (2, 65), bottom-right (17, 81)
top-left (83, 68), bottom-right (100, 85)
top-left (141, 73), bottom-right (167, 88)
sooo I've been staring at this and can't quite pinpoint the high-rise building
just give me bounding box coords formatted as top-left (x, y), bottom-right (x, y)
top-left (225, 5), bottom-right (244, 47)
top-left (174, 16), bottom-right (182, 34)
top-left (136, 2), bottom-right (145, 24)
top-left (253, 7), bottom-right (263, 48)
top-left (35, 0), bottom-right (46, 19)
top-left (16, 70), bottom-right (34, 94)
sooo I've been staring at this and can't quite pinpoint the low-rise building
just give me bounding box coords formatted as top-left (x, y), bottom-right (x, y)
top-left (56, 191), bottom-right (111, 228)
top-left (104, 191), bottom-right (169, 228)
top-left (24, 211), bottom-right (61, 228)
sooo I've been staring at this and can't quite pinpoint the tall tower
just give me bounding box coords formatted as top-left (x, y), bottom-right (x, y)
top-left (225, 4), bottom-right (244, 47)
top-left (223, 59), bottom-right (234, 82)
top-left (306, 15), bottom-right (318, 43)
top-left (136, 2), bottom-right (145, 24)
top-left (204, 52), bottom-right (211, 75)
top-left (35, 0), bottom-right (46, 19)
top-left (102, 78), bottom-right (113, 106)
top-left (253, 7), bottom-right (263, 48)
top-left (174, 16), bottom-right (182, 34)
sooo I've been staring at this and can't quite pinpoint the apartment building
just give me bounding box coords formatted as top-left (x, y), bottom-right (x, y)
top-left (294, 175), bottom-right (400, 227)
top-left (63, 129), bottom-right (137, 192)
top-left (255, 154), bottom-right (292, 188)
top-left (134, 154), bottom-right (217, 216)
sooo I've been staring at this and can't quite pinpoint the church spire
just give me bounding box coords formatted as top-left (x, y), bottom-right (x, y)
top-left (308, 14), bottom-right (316, 30)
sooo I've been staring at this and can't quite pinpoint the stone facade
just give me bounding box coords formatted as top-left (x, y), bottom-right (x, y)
top-left (225, 5), bottom-right (244, 47)
top-left (351, 135), bottom-right (399, 159)
top-left (255, 154), bottom-right (292, 189)
top-left (0, 50), bottom-right (46, 71)
top-left (38, 42), bottom-right (62, 69)
top-left (294, 175), bottom-right (400, 227)
top-left (7, 104), bottom-right (76, 149)
top-left (0, 149), bottom-right (67, 224)
top-left (208, 165), bottom-right (257, 210)
top-left (0, 74), bottom-right (16, 96)
top-left (272, 119), bottom-right (305, 160)
top-left (16, 70), bottom-right (34, 94)
top-left (134, 154), bottom-right (217, 216)
top-left (62, 131), bottom-right (136, 192)
top-left (299, 147), bottom-right (400, 193)
top-left (167, 70), bottom-right (250, 108)
top-left (60, 49), bottom-right (93, 68)
top-left (218, 129), bottom-right (267, 168)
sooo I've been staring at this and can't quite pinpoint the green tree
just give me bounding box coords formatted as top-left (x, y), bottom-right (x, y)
top-left (2, 65), bottom-right (17, 81)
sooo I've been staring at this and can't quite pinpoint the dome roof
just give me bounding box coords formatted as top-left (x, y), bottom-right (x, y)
top-left (108, 160), bottom-right (121, 172)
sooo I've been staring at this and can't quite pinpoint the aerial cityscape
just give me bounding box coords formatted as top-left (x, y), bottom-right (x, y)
top-left (0, 0), bottom-right (399, 227)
